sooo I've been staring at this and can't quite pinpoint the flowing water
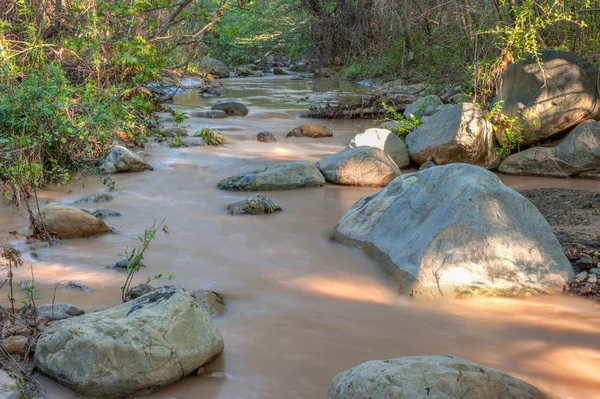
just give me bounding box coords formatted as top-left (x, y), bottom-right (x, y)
top-left (1, 76), bottom-right (600, 399)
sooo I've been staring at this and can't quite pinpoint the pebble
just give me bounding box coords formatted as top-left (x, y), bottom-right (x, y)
top-left (580, 286), bottom-right (592, 295)
top-left (4, 335), bottom-right (27, 355)
top-left (588, 277), bottom-right (598, 284)
top-left (576, 257), bottom-right (595, 269)
top-left (576, 271), bottom-right (588, 281)
top-left (590, 268), bottom-right (600, 274)
top-left (196, 367), bottom-right (205, 376)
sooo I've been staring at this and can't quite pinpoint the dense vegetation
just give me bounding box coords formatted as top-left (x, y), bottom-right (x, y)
top-left (1, 0), bottom-right (599, 197)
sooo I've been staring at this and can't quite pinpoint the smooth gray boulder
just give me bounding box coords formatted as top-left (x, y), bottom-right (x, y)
top-left (211, 101), bottom-right (248, 116)
top-left (332, 164), bottom-right (573, 300)
top-left (218, 161), bottom-right (325, 191)
top-left (403, 95), bottom-right (443, 118)
top-left (0, 369), bottom-right (22, 399)
top-left (227, 194), bottom-right (282, 215)
top-left (287, 124), bottom-right (333, 138)
top-left (499, 120), bottom-right (600, 179)
top-left (37, 304), bottom-right (84, 321)
top-left (197, 57), bottom-right (229, 78)
top-left (406, 103), bottom-right (501, 169)
top-left (317, 147), bottom-right (401, 187)
top-left (34, 286), bottom-right (224, 398)
top-left (328, 355), bottom-right (552, 399)
top-left (39, 203), bottom-right (111, 238)
top-left (497, 49), bottom-right (600, 146)
top-left (190, 110), bottom-right (227, 119)
top-left (348, 128), bottom-right (410, 168)
top-left (98, 146), bottom-right (153, 174)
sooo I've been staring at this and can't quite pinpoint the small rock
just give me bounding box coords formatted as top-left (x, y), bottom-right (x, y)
top-left (589, 268), bottom-right (600, 274)
top-left (196, 367), bottom-right (205, 376)
top-left (37, 304), bottom-right (84, 320)
top-left (576, 271), bottom-right (588, 281)
top-left (98, 146), bottom-right (153, 174)
top-left (287, 124), bottom-right (333, 138)
top-left (576, 256), bottom-right (596, 269)
top-left (208, 372), bottom-right (226, 379)
top-left (5, 319), bottom-right (27, 336)
top-left (66, 281), bottom-right (90, 291)
top-left (182, 137), bottom-right (206, 147)
top-left (190, 110), bottom-right (227, 119)
top-left (565, 248), bottom-right (581, 260)
top-left (211, 101), bottom-right (249, 117)
top-left (257, 131), bottom-right (277, 143)
top-left (4, 335), bottom-right (27, 355)
top-left (418, 156), bottom-right (437, 170)
top-left (160, 127), bottom-right (188, 138)
top-left (580, 286), bottom-right (592, 295)
top-left (588, 276), bottom-right (597, 284)
top-left (74, 193), bottom-right (113, 204)
top-left (90, 209), bottom-right (122, 219)
top-left (105, 259), bottom-right (144, 270)
top-left (125, 283), bottom-right (156, 301)
top-left (227, 194), bottom-right (282, 215)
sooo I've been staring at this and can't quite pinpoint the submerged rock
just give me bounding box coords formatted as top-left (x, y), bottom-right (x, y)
top-left (35, 286), bottom-right (224, 398)
top-left (347, 128), bottom-right (409, 168)
top-left (190, 110), bottom-right (227, 119)
top-left (235, 66), bottom-right (261, 77)
top-left (497, 49), bottom-right (600, 146)
top-left (403, 95), bottom-right (443, 118)
top-left (181, 137), bottom-right (206, 147)
top-left (211, 101), bottom-right (249, 116)
top-left (257, 131), bottom-right (277, 143)
top-left (39, 204), bottom-right (111, 238)
top-left (37, 304), bottom-right (84, 321)
top-left (499, 120), bottom-right (600, 179)
top-left (98, 146), bottom-right (153, 174)
top-left (317, 147), bottom-right (401, 187)
top-left (218, 161), bottom-right (326, 191)
top-left (332, 164), bottom-right (573, 300)
top-left (90, 208), bottom-right (122, 218)
top-left (194, 290), bottom-right (226, 318)
top-left (406, 103), bottom-right (501, 169)
top-left (74, 193), bottom-right (113, 204)
top-left (197, 57), bottom-right (229, 78)
top-left (227, 194), bottom-right (282, 215)
top-left (329, 355), bottom-right (552, 399)
top-left (287, 124), bottom-right (333, 138)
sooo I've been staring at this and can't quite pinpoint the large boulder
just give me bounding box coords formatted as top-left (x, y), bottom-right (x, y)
top-left (98, 146), bottom-right (153, 174)
top-left (40, 204), bottom-right (111, 238)
top-left (406, 103), bottom-right (501, 169)
top-left (328, 355), bottom-right (552, 399)
top-left (317, 147), bottom-right (401, 187)
top-left (403, 95), bottom-right (443, 119)
top-left (348, 128), bottom-right (410, 168)
top-left (34, 286), bottom-right (224, 398)
top-left (497, 49), bottom-right (600, 146)
top-left (0, 369), bottom-right (22, 399)
top-left (499, 120), bottom-right (600, 179)
top-left (332, 164), bottom-right (573, 300)
top-left (218, 161), bottom-right (325, 191)
top-left (197, 57), bottom-right (229, 78)
top-left (287, 124), bottom-right (333, 138)
top-left (211, 101), bottom-right (248, 116)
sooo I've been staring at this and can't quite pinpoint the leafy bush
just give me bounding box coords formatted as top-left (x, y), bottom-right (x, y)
top-left (0, 63), bottom-right (155, 189)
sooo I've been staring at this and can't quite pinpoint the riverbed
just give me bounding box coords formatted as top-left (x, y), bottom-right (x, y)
top-left (1, 75), bottom-right (600, 399)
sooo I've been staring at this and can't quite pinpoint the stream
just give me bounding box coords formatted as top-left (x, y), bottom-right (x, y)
top-left (1, 75), bottom-right (600, 398)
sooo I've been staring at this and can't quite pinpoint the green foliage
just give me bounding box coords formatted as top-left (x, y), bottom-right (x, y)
top-left (0, 63), bottom-right (155, 190)
top-left (380, 101), bottom-right (424, 140)
top-left (487, 101), bottom-right (524, 156)
top-left (195, 127), bottom-right (226, 145)
top-left (120, 220), bottom-right (171, 302)
top-left (170, 136), bottom-right (184, 148)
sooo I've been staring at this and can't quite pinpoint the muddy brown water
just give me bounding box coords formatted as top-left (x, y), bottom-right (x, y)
top-left (1, 76), bottom-right (600, 399)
